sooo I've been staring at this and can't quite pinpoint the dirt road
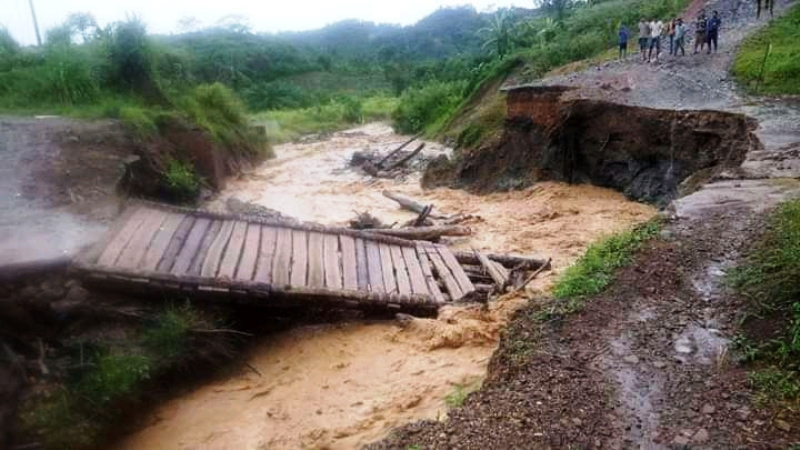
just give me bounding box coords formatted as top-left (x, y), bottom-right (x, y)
top-left (0, 117), bottom-right (132, 265)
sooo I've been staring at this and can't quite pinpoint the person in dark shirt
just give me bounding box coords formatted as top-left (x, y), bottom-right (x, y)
top-left (619, 25), bottom-right (629, 59)
top-left (706, 10), bottom-right (722, 54)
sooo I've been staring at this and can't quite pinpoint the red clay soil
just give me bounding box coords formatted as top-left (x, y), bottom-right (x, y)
top-left (370, 204), bottom-right (800, 449)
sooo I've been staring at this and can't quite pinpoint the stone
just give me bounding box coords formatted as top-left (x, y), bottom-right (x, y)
top-left (736, 407), bottom-right (751, 421)
top-left (775, 419), bottom-right (791, 432)
top-left (673, 435), bottom-right (690, 445)
top-left (675, 337), bottom-right (694, 354)
top-left (693, 428), bottom-right (709, 443)
top-left (652, 361), bottom-right (667, 369)
top-left (701, 404), bottom-right (716, 415)
top-left (572, 418), bottom-right (582, 426)
top-left (623, 355), bottom-right (640, 364)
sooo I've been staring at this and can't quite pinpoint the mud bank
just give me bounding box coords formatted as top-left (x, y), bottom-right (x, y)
top-left (426, 86), bottom-right (759, 205)
top-left (120, 123), bottom-right (656, 450)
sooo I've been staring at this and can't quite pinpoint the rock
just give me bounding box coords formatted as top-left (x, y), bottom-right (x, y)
top-left (652, 361), bottom-right (667, 369)
top-left (571, 418), bottom-right (582, 426)
top-left (623, 355), bottom-right (640, 364)
top-left (680, 429), bottom-right (694, 437)
top-left (675, 337), bottom-right (694, 354)
top-left (673, 435), bottom-right (690, 445)
top-left (701, 404), bottom-right (716, 415)
top-left (775, 419), bottom-right (791, 432)
top-left (693, 428), bottom-right (709, 443)
top-left (736, 407), bottom-right (751, 421)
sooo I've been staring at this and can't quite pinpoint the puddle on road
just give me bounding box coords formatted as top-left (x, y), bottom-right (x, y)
top-left (121, 123), bottom-right (655, 450)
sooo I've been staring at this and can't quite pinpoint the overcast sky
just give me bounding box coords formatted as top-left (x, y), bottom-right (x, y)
top-left (3, 0), bottom-right (532, 46)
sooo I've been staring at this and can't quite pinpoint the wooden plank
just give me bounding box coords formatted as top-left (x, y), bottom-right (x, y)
top-left (218, 221), bottom-right (248, 279)
top-left (474, 250), bottom-right (509, 287)
top-left (425, 245), bottom-right (462, 301)
top-left (402, 246), bottom-right (428, 295)
top-left (379, 243), bottom-right (397, 294)
top-left (390, 245), bottom-right (412, 295)
top-left (339, 235), bottom-right (358, 291)
top-left (140, 213), bottom-right (184, 271)
top-left (324, 234), bottom-right (343, 290)
top-left (253, 226), bottom-right (278, 284)
top-left (96, 207), bottom-right (150, 266)
top-left (355, 238), bottom-right (370, 290)
top-left (200, 220), bottom-right (235, 277)
top-left (290, 230), bottom-right (308, 287)
top-left (306, 232), bottom-right (326, 289)
top-left (116, 209), bottom-right (169, 269)
top-left (416, 244), bottom-right (445, 303)
top-left (236, 224), bottom-right (262, 281)
top-left (80, 206), bottom-right (140, 265)
top-left (437, 246), bottom-right (476, 296)
top-left (170, 218), bottom-right (211, 275)
top-left (156, 216), bottom-right (196, 273)
top-left (187, 220), bottom-right (222, 276)
top-left (271, 228), bottom-right (293, 288)
top-left (365, 240), bottom-right (384, 292)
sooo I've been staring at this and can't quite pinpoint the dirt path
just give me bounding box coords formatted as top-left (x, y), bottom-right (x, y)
top-left (119, 123), bottom-right (655, 450)
top-left (0, 117), bottom-right (131, 264)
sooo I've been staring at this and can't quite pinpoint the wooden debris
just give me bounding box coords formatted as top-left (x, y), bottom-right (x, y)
top-left (514, 257), bottom-right (553, 293)
top-left (386, 143), bottom-right (425, 170)
top-left (349, 211), bottom-right (385, 230)
top-left (473, 249), bottom-right (509, 289)
top-left (376, 132), bottom-right (424, 168)
top-left (363, 225), bottom-right (472, 241)
top-left (452, 251), bottom-right (550, 270)
top-left (413, 204), bottom-right (433, 227)
top-left (382, 190), bottom-right (448, 219)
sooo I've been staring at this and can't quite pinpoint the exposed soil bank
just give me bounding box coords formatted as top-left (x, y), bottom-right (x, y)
top-left (119, 123), bottom-right (656, 449)
top-left (426, 87), bottom-right (759, 206)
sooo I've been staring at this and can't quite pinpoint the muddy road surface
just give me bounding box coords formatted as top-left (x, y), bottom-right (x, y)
top-left (118, 123), bottom-right (655, 450)
top-left (0, 117), bottom-right (131, 264)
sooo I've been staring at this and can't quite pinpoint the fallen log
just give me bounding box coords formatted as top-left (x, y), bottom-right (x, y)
top-left (474, 249), bottom-right (509, 288)
top-left (376, 132), bottom-right (424, 168)
top-left (387, 142), bottom-right (425, 170)
top-left (413, 204), bottom-right (433, 227)
top-left (514, 257), bottom-right (553, 293)
top-left (382, 190), bottom-right (448, 219)
top-left (452, 251), bottom-right (550, 270)
top-left (363, 225), bottom-right (471, 241)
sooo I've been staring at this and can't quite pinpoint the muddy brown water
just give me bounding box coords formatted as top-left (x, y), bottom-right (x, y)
top-left (119, 123), bottom-right (655, 450)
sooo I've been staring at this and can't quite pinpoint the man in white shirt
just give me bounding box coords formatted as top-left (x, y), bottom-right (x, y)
top-left (648, 18), bottom-right (664, 62)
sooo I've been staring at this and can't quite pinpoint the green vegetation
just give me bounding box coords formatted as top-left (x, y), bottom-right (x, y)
top-left (729, 200), bottom-right (800, 404)
top-left (21, 303), bottom-right (229, 449)
top-left (553, 220), bottom-right (660, 303)
top-left (733, 3), bottom-right (800, 94)
top-left (444, 380), bottom-right (483, 408)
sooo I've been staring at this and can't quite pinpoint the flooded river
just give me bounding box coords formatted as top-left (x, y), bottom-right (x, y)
top-left (120, 123), bottom-right (655, 450)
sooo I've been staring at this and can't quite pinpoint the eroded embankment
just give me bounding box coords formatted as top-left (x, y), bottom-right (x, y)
top-left (119, 123), bottom-right (656, 450)
top-left (426, 86), bottom-right (759, 206)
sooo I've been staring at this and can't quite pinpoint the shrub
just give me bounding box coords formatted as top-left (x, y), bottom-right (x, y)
top-left (392, 80), bottom-right (468, 134)
top-left (164, 159), bottom-right (200, 201)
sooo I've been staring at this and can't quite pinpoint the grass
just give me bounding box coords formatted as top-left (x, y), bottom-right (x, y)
top-left (252, 94), bottom-right (398, 144)
top-left (733, 3), bottom-right (800, 94)
top-left (553, 220), bottom-right (661, 304)
top-left (444, 379), bottom-right (483, 408)
top-left (21, 303), bottom-right (213, 450)
top-left (729, 200), bottom-right (800, 404)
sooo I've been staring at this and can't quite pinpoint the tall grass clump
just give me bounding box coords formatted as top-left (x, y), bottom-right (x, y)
top-left (392, 80), bottom-right (468, 134)
top-left (553, 220), bottom-right (661, 303)
top-left (733, 3), bottom-right (800, 94)
top-left (729, 200), bottom-right (800, 403)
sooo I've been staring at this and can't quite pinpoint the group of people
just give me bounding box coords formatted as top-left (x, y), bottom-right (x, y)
top-left (617, 10), bottom-right (722, 63)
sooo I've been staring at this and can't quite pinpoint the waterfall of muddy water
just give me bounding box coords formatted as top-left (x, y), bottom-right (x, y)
top-left (120, 123), bottom-right (656, 450)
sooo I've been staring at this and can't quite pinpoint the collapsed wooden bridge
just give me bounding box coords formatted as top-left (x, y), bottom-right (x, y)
top-left (73, 202), bottom-right (481, 314)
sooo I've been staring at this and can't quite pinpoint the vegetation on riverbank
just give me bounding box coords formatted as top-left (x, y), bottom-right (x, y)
top-left (730, 200), bottom-right (800, 405)
top-left (19, 303), bottom-right (241, 450)
top-left (733, 3), bottom-right (800, 95)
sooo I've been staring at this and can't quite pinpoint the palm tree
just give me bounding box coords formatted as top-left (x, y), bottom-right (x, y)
top-left (478, 9), bottom-right (514, 59)
top-left (537, 18), bottom-right (559, 49)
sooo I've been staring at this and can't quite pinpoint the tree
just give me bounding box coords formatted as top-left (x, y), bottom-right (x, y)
top-left (178, 16), bottom-right (202, 33)
top-left (478, 9), bottom-right (514, 59)
top-left (65, 12), bottom-right (98, 43)
top-left (537, 17), bottom-right (559, 48)
top-left (535, 0), bottom-right (573, 23)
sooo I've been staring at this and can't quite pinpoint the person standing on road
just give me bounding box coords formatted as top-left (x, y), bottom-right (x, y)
top-left (706, 10), bottom-right (722, 53)
top-left (619, 24), bottom-right (629, 59)
top-left (648, 18), bottom-right (664, 62)
top-left (667, 18), bottom-right (677, 55)
top-left (674, 18), bottom-right (687, 56)
top-left (638, 18), bottom-right (651, 61)
top-left (694, 11), bottom-right (708, 54)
